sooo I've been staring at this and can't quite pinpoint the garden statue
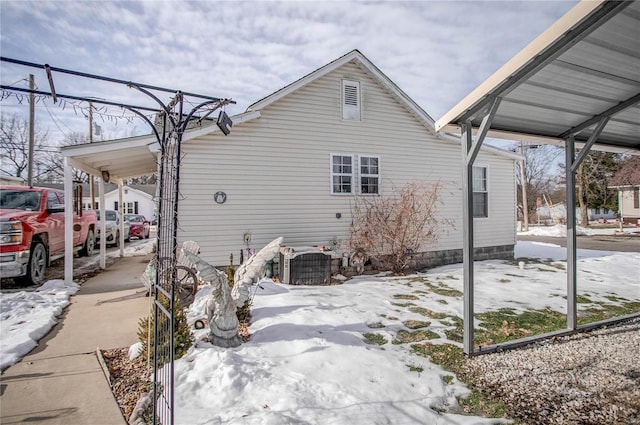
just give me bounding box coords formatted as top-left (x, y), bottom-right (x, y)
top-left (183, 237), bottom-right (283, 348)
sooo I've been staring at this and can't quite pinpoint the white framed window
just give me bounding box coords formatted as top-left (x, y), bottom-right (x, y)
top-left (330, 154), bottom-right (354, 194)
top-left (359, 155), bottom-right (380, 194)
top-left (473, 165), bottom-right (488, 218)
top-left (342, 80), bottom-right (361, 121)
top-left (123, 201), bottom-right (138, 214)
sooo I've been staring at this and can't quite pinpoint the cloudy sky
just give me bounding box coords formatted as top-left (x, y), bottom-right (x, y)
top-left (1, 0), bottom-right (579, 145)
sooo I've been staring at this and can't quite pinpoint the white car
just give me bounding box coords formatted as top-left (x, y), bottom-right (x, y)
top-left (96, 210), bottom-right (130, 247)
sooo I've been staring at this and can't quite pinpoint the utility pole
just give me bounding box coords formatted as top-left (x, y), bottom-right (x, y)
top-left (89, 102), bottom-right (95, 209)
top-left (519, 142), bottom-right (529, 231)
top-left (27, 74), bottom-right (35, 186)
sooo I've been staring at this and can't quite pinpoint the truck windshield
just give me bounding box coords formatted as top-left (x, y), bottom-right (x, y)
top-left (0, 189), bottom-right (41, 211)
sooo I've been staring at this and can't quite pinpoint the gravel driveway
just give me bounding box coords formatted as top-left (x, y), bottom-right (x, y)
top-left (464, 318), bottom-right (640, 424)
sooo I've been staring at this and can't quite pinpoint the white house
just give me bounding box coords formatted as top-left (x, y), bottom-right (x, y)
top-left (609, 157), bottom-right (640, 225)
top-left (172, 50), bottom-right (521, 268)
top-left (83, 184), bottom-right (156, 222)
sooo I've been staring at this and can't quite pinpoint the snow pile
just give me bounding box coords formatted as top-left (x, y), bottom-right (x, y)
top-left (108, 239), bottom-right (156, 258)
top-left (0, 279), bottom-right (79, 370)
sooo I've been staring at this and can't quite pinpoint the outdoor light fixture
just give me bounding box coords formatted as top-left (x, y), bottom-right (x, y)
top-left (101, 170), bottom-right (110, 183)
top-left (217, 110), bottom-right (233, 135)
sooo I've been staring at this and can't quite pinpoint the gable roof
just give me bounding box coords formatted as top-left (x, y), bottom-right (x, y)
top-left (61, 50), bottom-right (521, 181)
top-left (247, 49), bottom-right (436, 129)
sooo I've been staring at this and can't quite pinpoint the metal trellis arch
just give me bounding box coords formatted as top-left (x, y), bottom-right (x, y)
top-left (0, 56), bottom-right (235, 425)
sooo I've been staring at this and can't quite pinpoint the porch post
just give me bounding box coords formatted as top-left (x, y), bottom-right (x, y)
top-left (64, 158), bottom-right (74, 284)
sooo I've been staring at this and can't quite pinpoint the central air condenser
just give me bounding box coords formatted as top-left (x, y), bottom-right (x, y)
top-left (279, 247), bottom-right (331, 285)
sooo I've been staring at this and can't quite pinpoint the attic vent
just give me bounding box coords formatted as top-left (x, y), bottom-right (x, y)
top-left (342, 79), bottom-right (360, 120)
top-left (344, 84), bottom-right (358, 106)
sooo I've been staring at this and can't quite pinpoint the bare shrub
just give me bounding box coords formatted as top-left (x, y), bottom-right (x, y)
top-left (347, 181), bottom-right (451, 274)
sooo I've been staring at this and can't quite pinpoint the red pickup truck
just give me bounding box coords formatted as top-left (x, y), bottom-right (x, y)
top-left (0, 185), bottom-right (97, 285)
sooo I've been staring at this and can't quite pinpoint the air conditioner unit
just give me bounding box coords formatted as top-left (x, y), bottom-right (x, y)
top-left (279, 247), bottom-right (331, 285)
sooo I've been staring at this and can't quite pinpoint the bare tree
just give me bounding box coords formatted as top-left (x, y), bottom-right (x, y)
top-left (513, 144), bottom-right (562, 222)
top-left (347, 180), bottom-right (451, 274)
top-left (0, 113), bottom-right (51, 181)
top-left (41, 132), bottom-right (90, 183)
top-left (126, 174), bottom-right (158, 185)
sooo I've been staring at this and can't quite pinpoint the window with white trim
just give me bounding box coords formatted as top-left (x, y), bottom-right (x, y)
top-left (359, 155), bottom-right (380, 194)
top-left (121, 201), bottom-right (139, 214)
top-left (472, 166), bottom-right (488, 218)
top-left (342, 80), bottom-right (360, 120)
top-left (331, 154), bottom-right (354, 194)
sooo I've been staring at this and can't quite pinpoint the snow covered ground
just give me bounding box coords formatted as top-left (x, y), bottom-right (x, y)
top-left (177, 241), bottom-right (639, 425)
top-left (1, 236), bottom-right (638, 424)
top-left (518, 223), bottom-right (640, 237)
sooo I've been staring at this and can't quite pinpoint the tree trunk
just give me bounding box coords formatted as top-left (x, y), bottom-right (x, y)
top-left (577, 164), bottom-right (589, 226)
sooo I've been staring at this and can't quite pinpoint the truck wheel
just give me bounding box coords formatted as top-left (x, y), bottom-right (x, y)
top-left (18, 242), bottom-right (47, 286)
top-left (79, 228), bottom-right (95, 257)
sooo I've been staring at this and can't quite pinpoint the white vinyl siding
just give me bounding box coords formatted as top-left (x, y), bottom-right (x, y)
top-left (473, 165), bottom-right (488, 218)
top-left (359, 155), bottom-right (380, 194)
top-left (331, 154), bottom-right (354, 194)
top-left (178, 62), bottom-right (517, 266)
top-left (342, 80), bottom-right (360, 120)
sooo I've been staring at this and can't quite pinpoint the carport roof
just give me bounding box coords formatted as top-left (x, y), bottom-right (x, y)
top-left (60, 133), bottom-right (160, 181)
top-left (435, 0), bottom-right (640, 154)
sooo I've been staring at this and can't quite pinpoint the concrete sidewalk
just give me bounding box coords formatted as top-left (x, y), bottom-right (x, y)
top-left (0, 254), bottom-right (153, 425)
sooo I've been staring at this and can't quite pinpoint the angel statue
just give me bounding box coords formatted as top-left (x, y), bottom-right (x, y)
top-left (183, 237), bottom-right (283, 348)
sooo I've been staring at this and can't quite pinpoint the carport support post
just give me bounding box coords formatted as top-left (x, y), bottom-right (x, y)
top-left (118, 181), bottom-right (124, 256)
top-left (565, 117), bottom-right (609, 330)
top-left (99, 179), bottom-right (106, 269)
top-left (565, 136), bottom-right (578, 330)
top-left (461, 97), bottom-right (501, 355)
top-left (64, 157), bottom-right (74, 284)
top-left (461, 121), bottom-right (475, 355)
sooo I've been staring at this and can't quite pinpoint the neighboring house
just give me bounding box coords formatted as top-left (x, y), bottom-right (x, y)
top-left (609, 156), bottom-right (640, 225)
top-left (0, 175), bottom-right (25, 186)
top-left (171, 50), bottom-right (521, 268)
top-left (90, 185), bottom-right (156, 223)
top-left (39, 183), bottom-right (156, 223)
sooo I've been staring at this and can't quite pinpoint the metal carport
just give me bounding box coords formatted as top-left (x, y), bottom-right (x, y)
top-left (435, 0), bottom-right (640, 355)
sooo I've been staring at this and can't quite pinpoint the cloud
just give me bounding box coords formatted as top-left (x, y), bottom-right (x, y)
top-left (0, 0), bottom-right (578, 144)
